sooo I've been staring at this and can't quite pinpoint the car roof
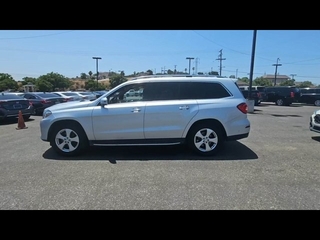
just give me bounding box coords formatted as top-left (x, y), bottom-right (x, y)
top-left (130, 75), bottom-right (233, 82)
top-left (0, 93), bottom-right (25, 99)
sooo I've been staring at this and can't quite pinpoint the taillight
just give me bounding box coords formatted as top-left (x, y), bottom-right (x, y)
top-left (41, 99), bottom-right (51, 104)
top-left (28, 101), bottom-right (33, 106)
top-left (237, 102), bottom-right (248, 114)
top-left (257, 92), bottom-right (261, 98)
top-left (290, 91), bottom-right (294, 98)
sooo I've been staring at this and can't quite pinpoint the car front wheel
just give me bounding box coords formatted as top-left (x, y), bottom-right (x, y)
top-left (187, 123), bottom-right (225, 156)
top-left (50, 122), bottom-right (88, 156)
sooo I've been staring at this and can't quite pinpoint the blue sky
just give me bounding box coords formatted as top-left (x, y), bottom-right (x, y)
top-left (1, 30), bottom-right (320, 84)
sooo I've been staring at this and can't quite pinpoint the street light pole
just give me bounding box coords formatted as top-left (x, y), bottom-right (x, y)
top-left (186, 57), bottom-right (194, 75)
top-left (92, 57), bottom-right (101, 90)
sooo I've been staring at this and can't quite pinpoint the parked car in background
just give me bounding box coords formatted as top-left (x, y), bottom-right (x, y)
top-left (310, 109), bottom-right (320, 133)
top-left (52, 91), bottom-right (83, 102)
top-left (240, 89), bottom-right (262, 106)
top-left (238, 86), bottom-right (267, 102)
top-left (263, 86), bottom-right (301, 106)
top-left (92, 90), bottom-right (109, 98)
top-left (298, 88), bottom-right (320, 106)
top-left (19, 92), bottom-right (67, 115)
top-left (0, 92), bottom-right (34, 121)
top-left (75, 91), bottom-right (96, 101)
top-left (40, 75), bottom-right (251, 157)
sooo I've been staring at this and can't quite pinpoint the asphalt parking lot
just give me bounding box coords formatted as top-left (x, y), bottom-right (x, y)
top-left (1, 102), bottom-right (320, 210)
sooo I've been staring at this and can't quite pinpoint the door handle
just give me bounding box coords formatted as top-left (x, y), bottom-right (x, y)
top-left (179, 105), bottom-right (189, 110)
top-left (131, 108), bottom-right (141, 113)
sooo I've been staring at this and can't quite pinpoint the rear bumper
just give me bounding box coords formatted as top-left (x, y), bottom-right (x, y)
top-left (226, 132), bottom-right (249, 141)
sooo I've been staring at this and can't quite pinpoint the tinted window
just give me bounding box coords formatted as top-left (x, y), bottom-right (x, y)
top-left (180, 82), bottom-right (231, 99)
top-left (143, 82), bottom-right (180, 101)
top-left (63, 92), bottom-right (79, 96)
top-left (37, 93), bottom-right (60, 98)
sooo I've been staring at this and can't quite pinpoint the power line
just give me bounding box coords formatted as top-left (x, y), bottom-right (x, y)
top-left (0, 30), bottom-right (75, 40)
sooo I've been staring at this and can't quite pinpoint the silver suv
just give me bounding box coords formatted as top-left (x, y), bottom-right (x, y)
top-left (40, 75), bottom-right (251, 156)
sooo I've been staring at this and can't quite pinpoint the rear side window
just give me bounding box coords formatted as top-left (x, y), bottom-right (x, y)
top-left (180, 82), bottom-right (231, 99)
top-left (143, 82), bottom-right (180, 101)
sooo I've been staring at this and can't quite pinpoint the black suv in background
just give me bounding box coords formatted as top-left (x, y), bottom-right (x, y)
top-left (298, 88), bottom-right (320, 106)
top-left (263, 86), bottom-right (301, 106)
top-left (240, 89), bottom-right (262, 106)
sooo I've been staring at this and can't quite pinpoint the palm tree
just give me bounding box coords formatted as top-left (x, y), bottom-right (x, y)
top-left (88, 71), bottom-right (93, 79)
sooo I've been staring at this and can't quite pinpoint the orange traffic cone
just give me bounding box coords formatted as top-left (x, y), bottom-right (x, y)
top-left (16, 110), bottom-right (28, 130)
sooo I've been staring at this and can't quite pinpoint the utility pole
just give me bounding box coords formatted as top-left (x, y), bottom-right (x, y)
top-left (174, 65), bottom-right (177, 74)
top-left (186, 57), bottom-right (194, 75)
top-left (92, 57), bottom-right (101, 90)
top-left (216, 49), bottom-right (226, 76)
top-left (248, 30), bottom-right (257, 102)
top-left (272, 58), bottom-right (282, 86)
top-left (195, 58), bottom-right (200, 75)
top-left (290, 74), bottom-right (296, 81)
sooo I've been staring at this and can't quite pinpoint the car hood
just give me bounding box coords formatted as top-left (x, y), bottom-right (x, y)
top-left (46, 100), bottom-right (95, 111)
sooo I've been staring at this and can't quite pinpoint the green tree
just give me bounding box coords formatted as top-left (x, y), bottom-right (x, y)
top-left (146, 69), bottom-right (153, 75)
top-left (88, 71), bottom-right (93, 79)
top-left (21, 77), bottom-right (37, 85)
top-left (37, 72), bottom-right (72, 91)
top-left (253, 77), bottom-right (272, 86)
top-left (280, 79), bottom-right (295, 86)
top-left (80, 73), bottom-right (87, 80)
top-left (0, 73), bottom-right (18, 91)
top-left (239, 77), bottom-right (249, 83)
top-left (208, 71), bottom-right (219, 76)
top-left (37, 79), bottom-right (53, 92)
top-left (109, 74), bottom-right (127, 89)
top-left (297, 81), bottom-right (313, 88)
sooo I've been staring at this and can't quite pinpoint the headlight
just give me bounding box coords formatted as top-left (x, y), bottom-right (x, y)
top-left (43, 109), bottom-right (52, 118)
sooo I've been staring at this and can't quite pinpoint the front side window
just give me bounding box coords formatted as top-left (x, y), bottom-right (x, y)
top-left (108, 83), bottom-right (145, 104)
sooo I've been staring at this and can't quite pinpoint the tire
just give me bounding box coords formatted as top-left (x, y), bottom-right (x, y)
top-left (276, 99), bottom-right (284, 106)
top-left (187, 123), bottom-right (225, 156)
top-left (50, 122), bottom-right (88, 157)
top-left (314, 100), bottom-right (320, 106)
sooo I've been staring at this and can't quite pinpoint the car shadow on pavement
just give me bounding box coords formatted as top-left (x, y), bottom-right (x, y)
top-left (0, 117), bottom-right (35, 125)
top-left (42, 141), bottom-right (258, 162)
top-left (311, 136), bottom-right (320, 142)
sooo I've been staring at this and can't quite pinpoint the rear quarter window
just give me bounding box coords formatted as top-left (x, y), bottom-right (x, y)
top-left (180, 82), bottom-right (231, 99)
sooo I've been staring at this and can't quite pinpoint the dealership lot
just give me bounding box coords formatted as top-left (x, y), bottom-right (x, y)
top-left (1, 102), bottom-right (320, 210)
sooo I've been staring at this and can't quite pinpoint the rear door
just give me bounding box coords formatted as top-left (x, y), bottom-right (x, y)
top-left (143, 82), bottom-right (198, 139)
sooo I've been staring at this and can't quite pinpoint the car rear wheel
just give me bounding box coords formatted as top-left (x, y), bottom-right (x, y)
top-left (314, 100), bottom-right (320, 106)
top-left (50, 122), bottom-right (88, 156)
top-left (187, 123), bottom-right (225, 156)
top-left (276, 99), bottom-right (284, 106)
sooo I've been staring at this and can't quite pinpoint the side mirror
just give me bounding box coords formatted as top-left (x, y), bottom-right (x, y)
top-left (100, 97), bottom-right (108, 106)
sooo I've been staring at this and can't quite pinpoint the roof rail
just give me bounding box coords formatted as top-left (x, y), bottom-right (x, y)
top-left (131, 74), bottom-right (225, 80)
